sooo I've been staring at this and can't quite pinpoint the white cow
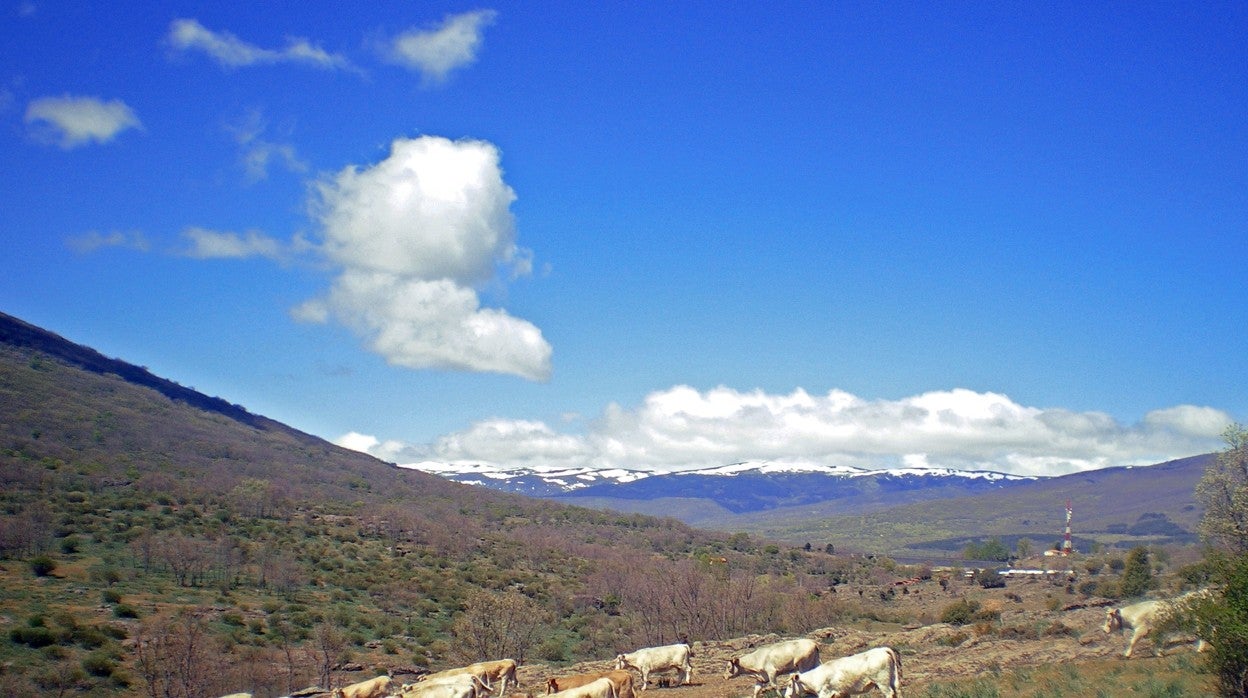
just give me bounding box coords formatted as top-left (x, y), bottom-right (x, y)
top-left (614, 642), bottom-right (692, 690)
top-left (1102, 592), bottom-right (1210, 658)
top-left (784, 647), bottom-right (902, 698)
top-left (418, 659), bottom-right (518, 697)
top-left (400, 675), bottom-right (490, 698)
top-left (548, 677), bottom-right (618, 698)
top-left (725, 638), bottom-right (822, 698)
top-left (332, 675), bottom-right (394, 698)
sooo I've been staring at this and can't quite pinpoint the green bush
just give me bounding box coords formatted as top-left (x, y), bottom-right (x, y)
top-left (101, 589), bottom-right (122, 605)
top-left (29, 554), bottom-right (56, 577)
top-left (10, 626), bottom-right (56, 648)
top-left (1120, 546), bottom-right (1155, 598)
top-left (941, 599), bottom-right (981, 626)
top-left (974, 569), bottom-right (1006, 589)
top-left (82, 650), bottom-right (116, 677)
top-left (113, 604), bottom-right (139, 619)
top-left (1173, 553), bottom-right (1248, 697)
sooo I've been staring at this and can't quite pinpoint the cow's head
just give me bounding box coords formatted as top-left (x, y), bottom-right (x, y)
top-left (613, 654), bottom-right (628, 670)
top-left (1103, 608), bottom-right (1123, 633)
top-left (545, 677), bottom-right (560, 694)
top-left (724, 658), bottom-right (743, 679)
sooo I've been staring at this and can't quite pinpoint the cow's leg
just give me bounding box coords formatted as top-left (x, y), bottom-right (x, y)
top-left (1124, 627), bottom-right (1148, 658)
top-left (639, 670), bottom-right (649, 691)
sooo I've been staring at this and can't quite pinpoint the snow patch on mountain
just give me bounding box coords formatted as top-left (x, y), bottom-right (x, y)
top-left (398, 459), bottom-right (1033, 493)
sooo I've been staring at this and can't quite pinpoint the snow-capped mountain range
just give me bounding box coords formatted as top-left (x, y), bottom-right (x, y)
top-left (398, 460), bottom-right (1035, 518)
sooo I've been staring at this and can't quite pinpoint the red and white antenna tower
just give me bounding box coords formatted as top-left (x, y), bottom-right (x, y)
top-left (1061, 500), bottom-right (1073, 555)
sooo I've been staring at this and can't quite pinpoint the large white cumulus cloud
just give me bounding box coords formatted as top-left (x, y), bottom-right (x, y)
top-left (295, 135), bottom-right (551, 381)
top-left (344, 386), bottom-right (1233, 477)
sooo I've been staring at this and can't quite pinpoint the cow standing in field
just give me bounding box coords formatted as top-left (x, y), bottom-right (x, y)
top-left (332, 675), bottom-right (394, 698)
top-left (1102, 592), bottom-right (1210, 658)
top-left (418, 659), bottom-right (519, 697)
top-left (548, 677), bottom-right (619, 698)
top-left (547, 669), bottom-right (635, 698)
top-left (614, 642), bottom-right (692, 690)
top-left (784, 647), bottom-right (902, 698)
top-left (399, 675), bottom-right (491, 698)
top-left (725, 638), bottom-right (822, 698)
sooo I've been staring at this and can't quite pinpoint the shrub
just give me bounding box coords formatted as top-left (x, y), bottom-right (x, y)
top-left (1170, 552), bottom-right (1248, 697)
top-left (113, 604), bottom-right (139, 619)
top-left (974, 569), bottom-right (1006, 589)
top-left (937, 630), bottom-right (970, 647)
top-left (82, 650), bottom-right (116, 677)
top-left (29, 554), bottom-right (56, 577)
top-left (100, 623), bottom-right (127, 640)
top-left (941, 599), bottom-right (981, 626)
top-left (102, 589), bottom-right (122, 605)
top-left (10, 626), bottom-right (56, 647)
top-left (1120, 546), bottom-right (1155, 598)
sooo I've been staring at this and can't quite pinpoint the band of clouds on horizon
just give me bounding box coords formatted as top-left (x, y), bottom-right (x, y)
top-left (24, 95), bottom-right (142, 149)
top-left (338, 386), bottom-right (1234, 478)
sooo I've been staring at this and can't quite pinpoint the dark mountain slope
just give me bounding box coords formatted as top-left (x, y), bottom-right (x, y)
top-left (733, 454), bottom-right (1212, 554)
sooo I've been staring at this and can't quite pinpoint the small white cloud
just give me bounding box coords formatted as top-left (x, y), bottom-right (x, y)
top-left (300, 134), bottom-right (550, 380)
top-left (180, 227), bottom-right (286, 261)
top-left (290, 298), bottom-right (329, 324)
top-left (66, 230), bottom-right (150, 254)
top-left (25, 95), bottom-right (141, 149)
top-left (360, 387), bottom-right (1235, 477)
top-left (386, 9), bottom-right (497, 84)
top-left (335, 431), bottom-right (379, 453)
top-left (334, 432), bottom-right (409, 463)
top-left (168, 18), bottom-right (353, 71)
top-left (228, 110), bottom-right (308, 182)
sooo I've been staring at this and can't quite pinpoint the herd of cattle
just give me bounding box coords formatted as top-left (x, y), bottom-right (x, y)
top-left (217, 590), bottom-right (1209, 698)
top-left (319, 639), bottom-right (903, 698)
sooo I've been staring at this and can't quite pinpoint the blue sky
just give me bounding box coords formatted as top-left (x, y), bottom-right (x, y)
top-left (3, 1), bottom-right (1245, 476)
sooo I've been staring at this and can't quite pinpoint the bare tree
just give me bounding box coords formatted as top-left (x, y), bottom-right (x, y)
top-left (158, 534), bottom-right (212, 587)
top-left (134, 610), bottom-right (222, 698)
top-left (310, 623), bottom-right (347, 690)
top-left (451, 590), bottom-right (549, 663)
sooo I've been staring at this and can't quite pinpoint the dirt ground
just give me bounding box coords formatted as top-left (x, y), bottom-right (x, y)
top-left (510, 576), bottom-right (1204, 698)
